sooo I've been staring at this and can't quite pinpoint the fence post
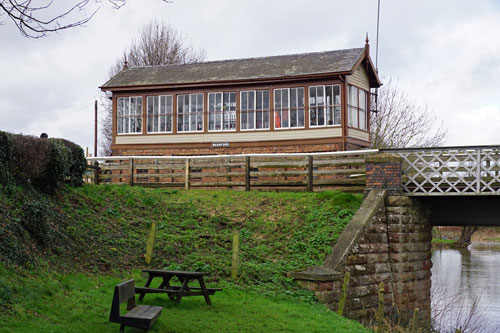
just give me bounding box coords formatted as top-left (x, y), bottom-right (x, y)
top-left (337, 271), bottom-right (350, 316)
top-left (307, 155), bottom-right (314, 192)
top-left (93, 161), bottom-right (99, 185)
top-left (145, 221), bottom-right (157, 265)
top-left (377, 281), bottom-right (385, 333)
top-left (245, 156), bottom-right (250, 191)
top-left (231, 230), bottom-right (240, 282)
top-left (129, 158), bottom-right (134, 186)
top-left (185, 158), bottom-right (190, 190)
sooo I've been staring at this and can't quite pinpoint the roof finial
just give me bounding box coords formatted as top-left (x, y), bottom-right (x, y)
top-left (365, 33), bottom-right (370, 55)
top-left (123, 55), bottom-right (129, 70)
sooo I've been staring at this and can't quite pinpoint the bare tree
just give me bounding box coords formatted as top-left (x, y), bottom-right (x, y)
top-left (371, 78), bottom-right (448, 149)
top-left (0, 0), bottom-right (170, 38)
top-left (100, 20), bottom-right (206, 155)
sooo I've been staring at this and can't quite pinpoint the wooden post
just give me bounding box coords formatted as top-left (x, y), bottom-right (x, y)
top-left (129, 158), bottom-right (134, 186)
top-left (411, 308), bottom-right (419, 333)
top-left (245, 156), bottom-right (250, 191)
top-left (94, 100), bottom-right (98, 158)
top-left (377, 281), bottom-right (385, 333)
top-left (145, 221), bottom-right (157, 265)
top-left (337, 271), bottom-right (350, 316)
top-left (307, 155), bottom-right (314, 192)
top-left (94, 161), bottom-right (99, 185)
top-left (185, 158), bottom-right (190, 190)
top-left (231, 230), bottom-right (240, 282)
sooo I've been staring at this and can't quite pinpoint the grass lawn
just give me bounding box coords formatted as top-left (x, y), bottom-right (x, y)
top-left (0, 269), bottom-right (368, 332)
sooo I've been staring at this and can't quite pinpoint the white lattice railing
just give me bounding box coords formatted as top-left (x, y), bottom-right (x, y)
top-left (384, 146), bottom-right (500, 195)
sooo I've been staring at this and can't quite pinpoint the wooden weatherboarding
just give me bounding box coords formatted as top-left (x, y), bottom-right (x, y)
top-left (135, 269), bottom-right (222, 305)
top-left (109, 279), bottom-right (163, 332)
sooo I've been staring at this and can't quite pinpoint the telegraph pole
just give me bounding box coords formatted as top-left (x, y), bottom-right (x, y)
top-left (94, 100), bottom-right (98, 158)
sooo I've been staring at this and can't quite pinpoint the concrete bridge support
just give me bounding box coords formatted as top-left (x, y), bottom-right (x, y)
top-left (290, 154), bottom-right (433, 323)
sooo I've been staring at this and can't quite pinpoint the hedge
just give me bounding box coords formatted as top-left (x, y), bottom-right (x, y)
top-left (0, 131), bottom-right (87, 193)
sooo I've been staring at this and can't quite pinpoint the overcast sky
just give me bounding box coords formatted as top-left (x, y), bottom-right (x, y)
top-left (1, 0), bottom-right (500, 154)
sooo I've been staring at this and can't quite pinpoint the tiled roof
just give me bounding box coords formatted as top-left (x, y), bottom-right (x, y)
top-left (101, 48), bottom-right (366, 88)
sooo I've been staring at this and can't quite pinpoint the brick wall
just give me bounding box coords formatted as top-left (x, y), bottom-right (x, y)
top-left (365, 153), bottom-right (403, 194)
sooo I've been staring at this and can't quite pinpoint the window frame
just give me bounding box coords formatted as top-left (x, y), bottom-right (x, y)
top-left (208, 91), bottom-right (237, 132)
top-left (308, 84), bottom-right (342, 128)
top-left (273, 87), bottom-right (305, 130)
top-left (117, 96), bottom-right (143, 135)
top-left (146, 95), bottom-right (173, 134)
top-left (240, 89), bottom-right (270, 131)
top-left (176, 93), bottom-right (204, 133)
top-left (348, 85), bottom-right (369, 131)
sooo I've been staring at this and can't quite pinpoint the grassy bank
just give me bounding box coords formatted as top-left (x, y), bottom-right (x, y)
top-left (0, 184), bottom-right (367, 331)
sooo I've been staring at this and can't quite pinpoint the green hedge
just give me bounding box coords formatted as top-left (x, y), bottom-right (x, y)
top-left (0, 131), bottom-right (87, 193)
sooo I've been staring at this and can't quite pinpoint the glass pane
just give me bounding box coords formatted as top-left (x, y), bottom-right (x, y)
top-left (290, 89), bottom-right (297, 108)
top-left (290, 109), bottom-right (297, 127)
top-left (263, 90), bottom-right (269, 109)
top-left (248, 110), bottom-right (255, 129)
top-left (160, 96), bottom-right (166, 115)
top-left (177, 96), bottom-right (184, 114)
top-left (166, 96), bottom-right (172, 114)
top-left (334, 106), bottom-right (341, 125)
top-left (298, 107), bottom-right (305, 127)
top-left (310, 107), bottom-right (317, 126)
top-left (197, 94), bottom-right (203, 110)
top-left (318, 106), bottom-right (324, 126)
top-left (117, 98), bottom-right (124, 116)
top-left (241, 92), bottom-right (248, 111)
top-left (326, 106), bottom-right (333, 126)
top-left (118, 117), bottom-right (123, 133)
top-left (130, 98), bottom-right (135, 115)
top-left (349, 86), bottom-right (358, 107)
top-left (183, 95), bottom-right (189, 113)
top-left (160, 115), bottom-right (166, 132)
top-left (256, 91), bottom-right (263, 110)
top-left (333, 85), bottom-right (340, 104)
top-left (263, 110), bottom-right (269, 129)
top-left (208, 93), bottom-right (215, 111)
top-left (216, 93), bottom-right (222, 111)
top-left (124, 98), bottom-right (129, 116)
top-left (317, 86), bottom-right (324, 105)
top-left (147, 97), bottom-right (154, 115)
top-left (124, 117), bottom-right (129, 133)
top-left (282, 89), bottom-right (289, 108)
top-left (167, 115), bottom-right (172, 132)
top-left (216, 113), bottom-right (222, 130)
top-left (298, 88), bottom-right (304, 107)
top-left (178, 115), bottom-right (183, 131)
top-left (248, 91), bottom-right (254, 110)
top-left (154, 114), bottom-right (158, 132)
top-left (360, 90), bottom-right (366, 110)
top-left (223, 92), bottom-right (230, 111)
top-left (326, 86), bottom-right (333, 106)
top-left (360, 110), bottom-right (366, 130)
top-left (275, 110), bottom-right (281, 128)
top-left (274, 89), bottom-right (281, 110)
top-left (209, 113), bottom-right (215, 130)
top-left (130, 117), bottom-right (135, 133)
top-left (309, 87), bottom-right (316, 106)
top-left (241, 111), bottom-right (247, 130)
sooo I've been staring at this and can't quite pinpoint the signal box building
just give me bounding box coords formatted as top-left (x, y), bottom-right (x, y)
top-left (100, 40), bottom-right (381, 156)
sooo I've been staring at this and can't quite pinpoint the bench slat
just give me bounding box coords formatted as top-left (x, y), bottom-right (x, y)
top-left (123, 305), bottom-right (162, 320)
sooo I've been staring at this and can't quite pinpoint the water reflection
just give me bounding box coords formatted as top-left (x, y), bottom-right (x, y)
top-left (432, 242), bottom-right (500, 332)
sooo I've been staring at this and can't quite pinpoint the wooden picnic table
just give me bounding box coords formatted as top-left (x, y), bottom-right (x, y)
top-left (135, 269), bottom-right (222, 305)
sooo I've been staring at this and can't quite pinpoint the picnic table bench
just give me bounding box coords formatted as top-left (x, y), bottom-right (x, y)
top-left (109, 279), bottom-right (162, 332)
top-left (135, 269), bottom-right (222, 305)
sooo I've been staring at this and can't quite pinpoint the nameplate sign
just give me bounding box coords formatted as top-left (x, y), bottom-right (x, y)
top-left (212, 142), bottom-right (230, 148)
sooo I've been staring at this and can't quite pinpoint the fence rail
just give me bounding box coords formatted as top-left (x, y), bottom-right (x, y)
top-left (85, 150), bottom-right (378, 192)
top-left (384, 146), bottom-right (500, 195)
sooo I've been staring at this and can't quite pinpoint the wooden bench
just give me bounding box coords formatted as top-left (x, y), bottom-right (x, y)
top-left (109, 279), bottom-right (163, 332)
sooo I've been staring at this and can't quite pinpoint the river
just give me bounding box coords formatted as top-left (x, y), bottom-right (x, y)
top-left (431, 242), bottom-right (500, 332)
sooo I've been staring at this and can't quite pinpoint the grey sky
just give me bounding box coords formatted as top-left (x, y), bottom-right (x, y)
top-left (1, 0), bottom-right (500, 153)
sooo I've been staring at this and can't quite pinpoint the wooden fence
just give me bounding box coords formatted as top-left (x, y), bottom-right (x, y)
top-left (85, 150), bottom-right (378, 192)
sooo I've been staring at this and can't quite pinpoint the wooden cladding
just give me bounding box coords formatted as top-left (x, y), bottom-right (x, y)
top-left (85, 151), bottom-right (377, 192)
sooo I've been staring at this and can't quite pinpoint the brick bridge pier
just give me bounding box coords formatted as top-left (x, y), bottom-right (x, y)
top-left (290, 153), bottom-right (433, 323)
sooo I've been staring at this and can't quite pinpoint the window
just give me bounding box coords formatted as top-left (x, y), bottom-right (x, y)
top-left (240, 90), bottom-right (270, 130)
top-left (177, 93), bottom-right (204, 132)
top-left (117, 96), bottom-right (142, 134)
top-left (274, 87), bottom-right (304, 129)
top-left (208, 92), bottom-right (236, 131)
top-left (147, 95), bottom-right (173, 133)
top-left (348, 86), bottom-right (368, 130)
top-left (308, 85), bottom-right (341, 127)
